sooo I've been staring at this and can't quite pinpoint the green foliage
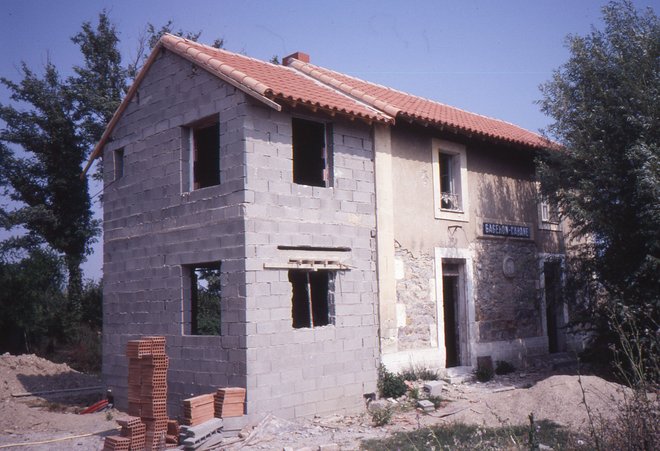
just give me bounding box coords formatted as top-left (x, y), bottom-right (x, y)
top-left (528, 413), bottom-right (540, 451)
top-left (361, 420), bottom-right (584, 450)
top-left (70, 11), bottom-right (127, 147)
top-left (537, 0), bottom-right (659, 384)
top-left (427, 395), bottom-right (446, 409)
top-left (194, 267), bottom-right (222, 336)
top-left (369, 405), bottom-right (393, 427)
top-left (377, 364), bottom-right (408, 399)
top-left (128, 20), bottom-right (224, 79)
top-left (495, 360), bottom-right (516, 375)
top-left (475, 363), bottom-right (494, 382)
top-left (400, 363), bottom-right (439, 381)
top-left (0, 56), bottom-right (100, 323)
top-left (0, 248), bottom-right (66, 354)
top-left (0, 246), bottom-right (103, 370)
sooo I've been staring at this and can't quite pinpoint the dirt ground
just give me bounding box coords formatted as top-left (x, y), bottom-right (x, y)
top-left (0, 352), bottom-right (628, 450)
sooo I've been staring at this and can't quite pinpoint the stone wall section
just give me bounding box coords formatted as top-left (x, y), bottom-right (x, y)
top-left (472, 239), bottom-right (542, 342)
top-left (394, 246), bottom-right (437, 351)
top-left (102, 50), bottom-right (250, 414)
top-left (240, 103), bottom-right (380, 419)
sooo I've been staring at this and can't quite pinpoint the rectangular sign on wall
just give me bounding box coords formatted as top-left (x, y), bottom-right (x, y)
top-left (483, 222), bottom-right (530, 239)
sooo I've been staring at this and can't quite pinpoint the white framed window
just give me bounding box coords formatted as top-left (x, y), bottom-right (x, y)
top-left (432, 139), bottom-right (469, 222)
top-left (537, 189), bottom-right (561, 231)
top-left (539, 201), bottom-right (561, 231)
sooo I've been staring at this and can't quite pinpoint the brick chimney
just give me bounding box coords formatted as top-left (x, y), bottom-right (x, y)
top-left (283, 51), bottom-right (310, 66)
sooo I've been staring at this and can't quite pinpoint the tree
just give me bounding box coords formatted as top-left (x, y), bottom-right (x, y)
top-left (0, 246), bottom-right (66, 354)
top-left (0, 62), bottom-right (99, 325)
top-left (70, 11), bottom-right (128, 154)
top-left (128, 20), bottom-right (223, 79)
top-left (537, 0), bottom-right (659, 382)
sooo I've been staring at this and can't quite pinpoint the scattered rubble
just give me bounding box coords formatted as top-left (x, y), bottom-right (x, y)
top-left (0, 350), bottom-right (632, 450)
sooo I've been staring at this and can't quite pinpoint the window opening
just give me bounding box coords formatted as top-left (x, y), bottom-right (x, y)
top-left (540, 201), bottom-right (559, 223)
top-left (439, 152), bottom-right (460, 211)
top-left (186, 263), bottom-right (222, 335)
top-left (289, 270), bottom-right (334, 328)
top-left (189, 118), bottom-right (220, 190)
top-left (292, 117), bottom-right (330, 187)
top-left (114, 148), bottom-right (124, 180)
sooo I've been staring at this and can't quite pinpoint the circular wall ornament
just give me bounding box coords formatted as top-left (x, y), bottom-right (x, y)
top-left (503, 256), bottom-right (516, 278)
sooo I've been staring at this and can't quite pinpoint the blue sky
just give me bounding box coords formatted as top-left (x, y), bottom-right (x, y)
top-left (0, 0), bottom-right (656, 280)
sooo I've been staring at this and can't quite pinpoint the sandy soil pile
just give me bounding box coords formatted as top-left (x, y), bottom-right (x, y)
top-left (0, 353), bottom-right (124, 450)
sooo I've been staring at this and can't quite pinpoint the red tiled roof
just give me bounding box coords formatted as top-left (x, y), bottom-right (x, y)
top-left (287, 59), bottom-right (549, 149)
top-left (85, 35), bottom-right (548, 173)
top-left (159, 35), bottom-right (393, 124)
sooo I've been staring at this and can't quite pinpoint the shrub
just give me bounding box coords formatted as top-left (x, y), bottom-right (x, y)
top-left (475, 363), bottom-right (494, 382)
top-left (495, 360), bottom-right (516, 375)
top-left (377, 364), bottom-right (407, 398)
top-left (369, 405), bottom-right (393, 426)
top-left (400, 363), bottom-right (439, 381)
top-left (427, 395), bottom-right (446, 409)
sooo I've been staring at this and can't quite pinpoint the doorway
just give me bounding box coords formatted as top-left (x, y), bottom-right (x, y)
top-left (442, 262), bottom-right (465, 367)
top-left (544, 260), bottom-right (564, 353)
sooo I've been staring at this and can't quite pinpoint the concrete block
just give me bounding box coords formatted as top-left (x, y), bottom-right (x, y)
top-left (417, 399), bottom-right (435, 412)
top-left (423, 381), bottom-right (446, 397)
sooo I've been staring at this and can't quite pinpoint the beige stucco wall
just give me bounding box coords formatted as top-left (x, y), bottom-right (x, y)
top-left (376, 123), bottom-right (567, 370)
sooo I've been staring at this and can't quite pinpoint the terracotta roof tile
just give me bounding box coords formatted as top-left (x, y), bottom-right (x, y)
top-left (288, 59), bottom-right (548, 149)
top-left (159, 35), bottom-right (392, 124)
top-left (85, 35), bottom-right (548, 174)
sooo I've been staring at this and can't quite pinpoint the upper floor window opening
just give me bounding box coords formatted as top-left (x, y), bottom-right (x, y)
top-left (439, 152), bottom-right (461, 211)
top-left (292, 117), bottom-right (332, 187)
top-left (183, 115), bottom-right (220, 191)
top-left (539, 200), bottom-right (561, 231)
top-left (432, 139), bottom-right (469, 222)
top-left (114, 148), bottom-right (124, 180)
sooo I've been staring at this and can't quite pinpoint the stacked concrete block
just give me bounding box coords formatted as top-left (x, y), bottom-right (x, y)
top-left (101, 45), bottom-right (379, 422)
top-left (179, 418), bottom-right (224, 450)
top-left (214, 387), bottom-right (245, 418)
top-left (182, 393), bottom-right (215, 426)
top-left (243, 109), bottom-right (380, 419)
top-left (102, 49), bottom-right (249, 414)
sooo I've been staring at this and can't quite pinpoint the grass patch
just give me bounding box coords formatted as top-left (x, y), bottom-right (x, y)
top-left (361, 419), bottom-right (589, 450)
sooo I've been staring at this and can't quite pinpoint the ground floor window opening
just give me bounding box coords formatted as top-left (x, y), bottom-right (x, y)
top-left (289, 270), bottom-right (335, 328)
top-left (184, 262), bottom-right (222, 336)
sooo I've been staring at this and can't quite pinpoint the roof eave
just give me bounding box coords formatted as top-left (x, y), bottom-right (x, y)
top-left (82, 41), bottom-right (166, 176)
top-left (399, 112), bottom-right (548, 151)
top-left (82, 35), bottom-right (284, 176)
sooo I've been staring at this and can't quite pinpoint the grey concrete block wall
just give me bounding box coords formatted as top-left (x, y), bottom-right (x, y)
top-left (102, 50), bottom-right (250, 414)
top-left (102, 48), bottom-right (380, 421)
top-left (241, 103), bottom-right (380, 419)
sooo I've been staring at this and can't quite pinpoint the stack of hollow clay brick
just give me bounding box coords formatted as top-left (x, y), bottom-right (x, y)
top-left (214, 387), bottom-right (246, 418)
top-left (117, 417), bottom-right (146, 450)
top-left (103, 436), bottom-right (131, 451)
top-left (182, 393), bottom-right (215, 426)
